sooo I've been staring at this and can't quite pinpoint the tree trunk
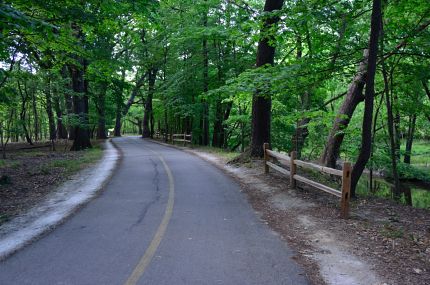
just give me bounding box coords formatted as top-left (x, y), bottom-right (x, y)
top-left (61, 66), bottom-right (74, 140)
top-left (220, 101), bottom-right (232, 148)
top-left (422, 80), bottom-right (430, 123)
top-left (350, 0), bottom-right (382, 197)
top-left (31, 84), bottom-right (39, 142)
top-left (54, 93), bottom-right (68, 139)
top-left (142, 68), bottom-right (157, 138)
top-left (114, 110), bottom-right (122, 137)
top-left (95, 83), bottom-right (108, 139)
top-left (212, 100), bottom-right (223, 147)
top-left (114, 70), bottom-right (126, 137)
top-left (123, 72), bottom-right (147, 116)
top-left (321, 50), bottom-right (368, 168)
top-left (44, 73), bottom-right (56, 143)
top-left (382, 62), bottom-right (401, 200)
top-left (292, 30), bottom-right (312, 158)
top-left (404, 114), bottom-right (416, 164)
top-left (17, 80), bottom-right (33, 145)
top-left (250, 0), bottom-right (284, 157)
top-left (200, 2), bottom-right (209, 146)
top-left (69, 58), bottom-right (92, 151)
top-left (292, 117), bottom-right (310, 158)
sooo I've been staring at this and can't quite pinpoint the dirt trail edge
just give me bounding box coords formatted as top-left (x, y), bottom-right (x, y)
top-left (150, 139), bottom-right (385, 285)
top-left (0, 140), bottom-right (120, 261)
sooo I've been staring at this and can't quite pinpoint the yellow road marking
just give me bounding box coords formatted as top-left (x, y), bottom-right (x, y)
top-left (124, 150), bottom-right (175, 285)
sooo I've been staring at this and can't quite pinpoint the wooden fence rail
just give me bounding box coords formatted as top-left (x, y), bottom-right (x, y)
top-left (172, 133), bottom-right (192, 146)
top-left (263, 143), bottom-right (351, 218)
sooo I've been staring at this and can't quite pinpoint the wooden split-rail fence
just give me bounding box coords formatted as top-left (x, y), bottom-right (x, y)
top-left (263, 143), bottom-right (351, 218)
top-left (153, 132), bottom-right (192, 146)
top-left (172, 133), bottom-right (192, 145)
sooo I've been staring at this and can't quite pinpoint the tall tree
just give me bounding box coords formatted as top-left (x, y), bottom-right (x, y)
top-left (142, 68), bottom-right (157, 138)
top-left (350, 0), bottom-right (382, 196)
top-left (250, 0), bottom-right (284, 157)
top-left (69, 23), bottom-right (92, 150)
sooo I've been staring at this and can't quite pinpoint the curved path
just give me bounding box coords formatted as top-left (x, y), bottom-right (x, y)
top-left (0, 137), bottom-right (308, 285)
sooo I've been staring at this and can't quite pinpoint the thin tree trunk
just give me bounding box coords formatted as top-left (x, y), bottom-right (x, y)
top-left (53, 92), bottom-right (68, 139)
top-left (422, 80), bottom-right (430, 123)
top-left (1, 110), bottom-right (14, 159)
top-left (142, 68), bottom-right (157, 138)
top-left (350, 0), bottom-right (382, 197)
top-left (382, 65), bottom-right (401, 199)
top-left (403, 185), bottom-right (412, 206)
top-left (114, 70), bottom-right (126, 137)
top-left (31, 84), bottom-right (39, 142)
top-left (96, 83), bottom-right (108, 139)
top-left (123, 72), bottom-right (147, 116)
top-left (44, 73), bottom-right (56, 145)
top-left (17, 80), bottom-right (33, 145)
top-left (321, 50), bottom-right (368, 167)
top-left (212, 40), bottom-right (225, 148)
top-left (404, 114), bottom-right (416, 164)
top-left (220, 101), bottom-right (232, 148)
top-left (61, 66), bottom-right (74, 140)
top-left (380, 15), bottom-right (402, 200)
top-left (212, 100), bottom-right (223, 147)
top-left (292, 29), bottom-right (312, 158)
top-left (200, 1), bottom-right (209, 146)
top-left (250, 0), bottom-right (284, 157)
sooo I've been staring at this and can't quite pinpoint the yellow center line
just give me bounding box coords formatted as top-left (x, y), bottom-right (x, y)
top-left (124, 149), bottom-right (175, 285)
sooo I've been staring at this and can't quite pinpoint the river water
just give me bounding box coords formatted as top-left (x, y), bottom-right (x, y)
top-left (357, 176), bottom-right (430, 209)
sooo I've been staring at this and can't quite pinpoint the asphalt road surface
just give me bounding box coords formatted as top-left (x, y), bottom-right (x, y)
top-left (0, 137), bottom-right (309, 285)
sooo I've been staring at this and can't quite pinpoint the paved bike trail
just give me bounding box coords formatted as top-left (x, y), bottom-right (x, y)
top-left (0, 137), bottom-right (308, 285)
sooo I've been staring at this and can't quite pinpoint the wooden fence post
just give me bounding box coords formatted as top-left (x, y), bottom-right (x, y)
top-left (290, 151), bottom-right (297, 189)
top-left (341, 162), bottom-right (351, 218)
top-left (263, 143), bottom-right (269, 174)
top-left (183, 133), bottom-right (186, 146)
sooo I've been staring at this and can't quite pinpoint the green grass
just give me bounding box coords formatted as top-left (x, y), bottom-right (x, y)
top-left (45, 146), bottom-right (103, 175)
top-left (19, 151), bottom-right (46, 157)
top-left (0, 214), bottom-right (10, 224)
top-left (192, 146), bottom-right (239, 161)
top-left (411, 188), bottom-right (430, 209)
top-left (401, 139), bottom-right (430, 166)
top-left (0, 160), bottom-right (21, 169)
top-left (380, 224), bottom-right (404, 239)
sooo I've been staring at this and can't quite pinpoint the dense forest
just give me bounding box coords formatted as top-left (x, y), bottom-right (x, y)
top-left (1, 0), bottom-right (429, 200)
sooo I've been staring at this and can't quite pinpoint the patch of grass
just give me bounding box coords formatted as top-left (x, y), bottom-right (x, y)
top-left (45, 146), bottom-right (103, 175)
top-left (0, 175), bottom-right (11, 185)
top-left (411, 188), bottom-right (430, 209)
top-left (0, 160), bottom-right (21, 169)
top-left (0, 214), bottom-right (10, 225)
top-left (193, 146), bottom-right (239, 161)
top-left (401, 140), bottom-right (430, 167)
top-left (397, 163), bottom-right (430, 182)
top-left (380, 224), bottom-right (404, 239)
top-left (19, 151), bottom-right (47, 157)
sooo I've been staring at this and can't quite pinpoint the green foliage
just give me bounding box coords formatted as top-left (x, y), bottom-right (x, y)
top-left (45, 145), bottom-right (103, 175)
top-left (1, 0), bottom-right (429, 207)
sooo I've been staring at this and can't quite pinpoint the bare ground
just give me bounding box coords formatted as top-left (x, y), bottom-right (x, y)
top-left (186, 148), bottom-right (430, 285)
top-left (0, 141), bottom-right (102, 225)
